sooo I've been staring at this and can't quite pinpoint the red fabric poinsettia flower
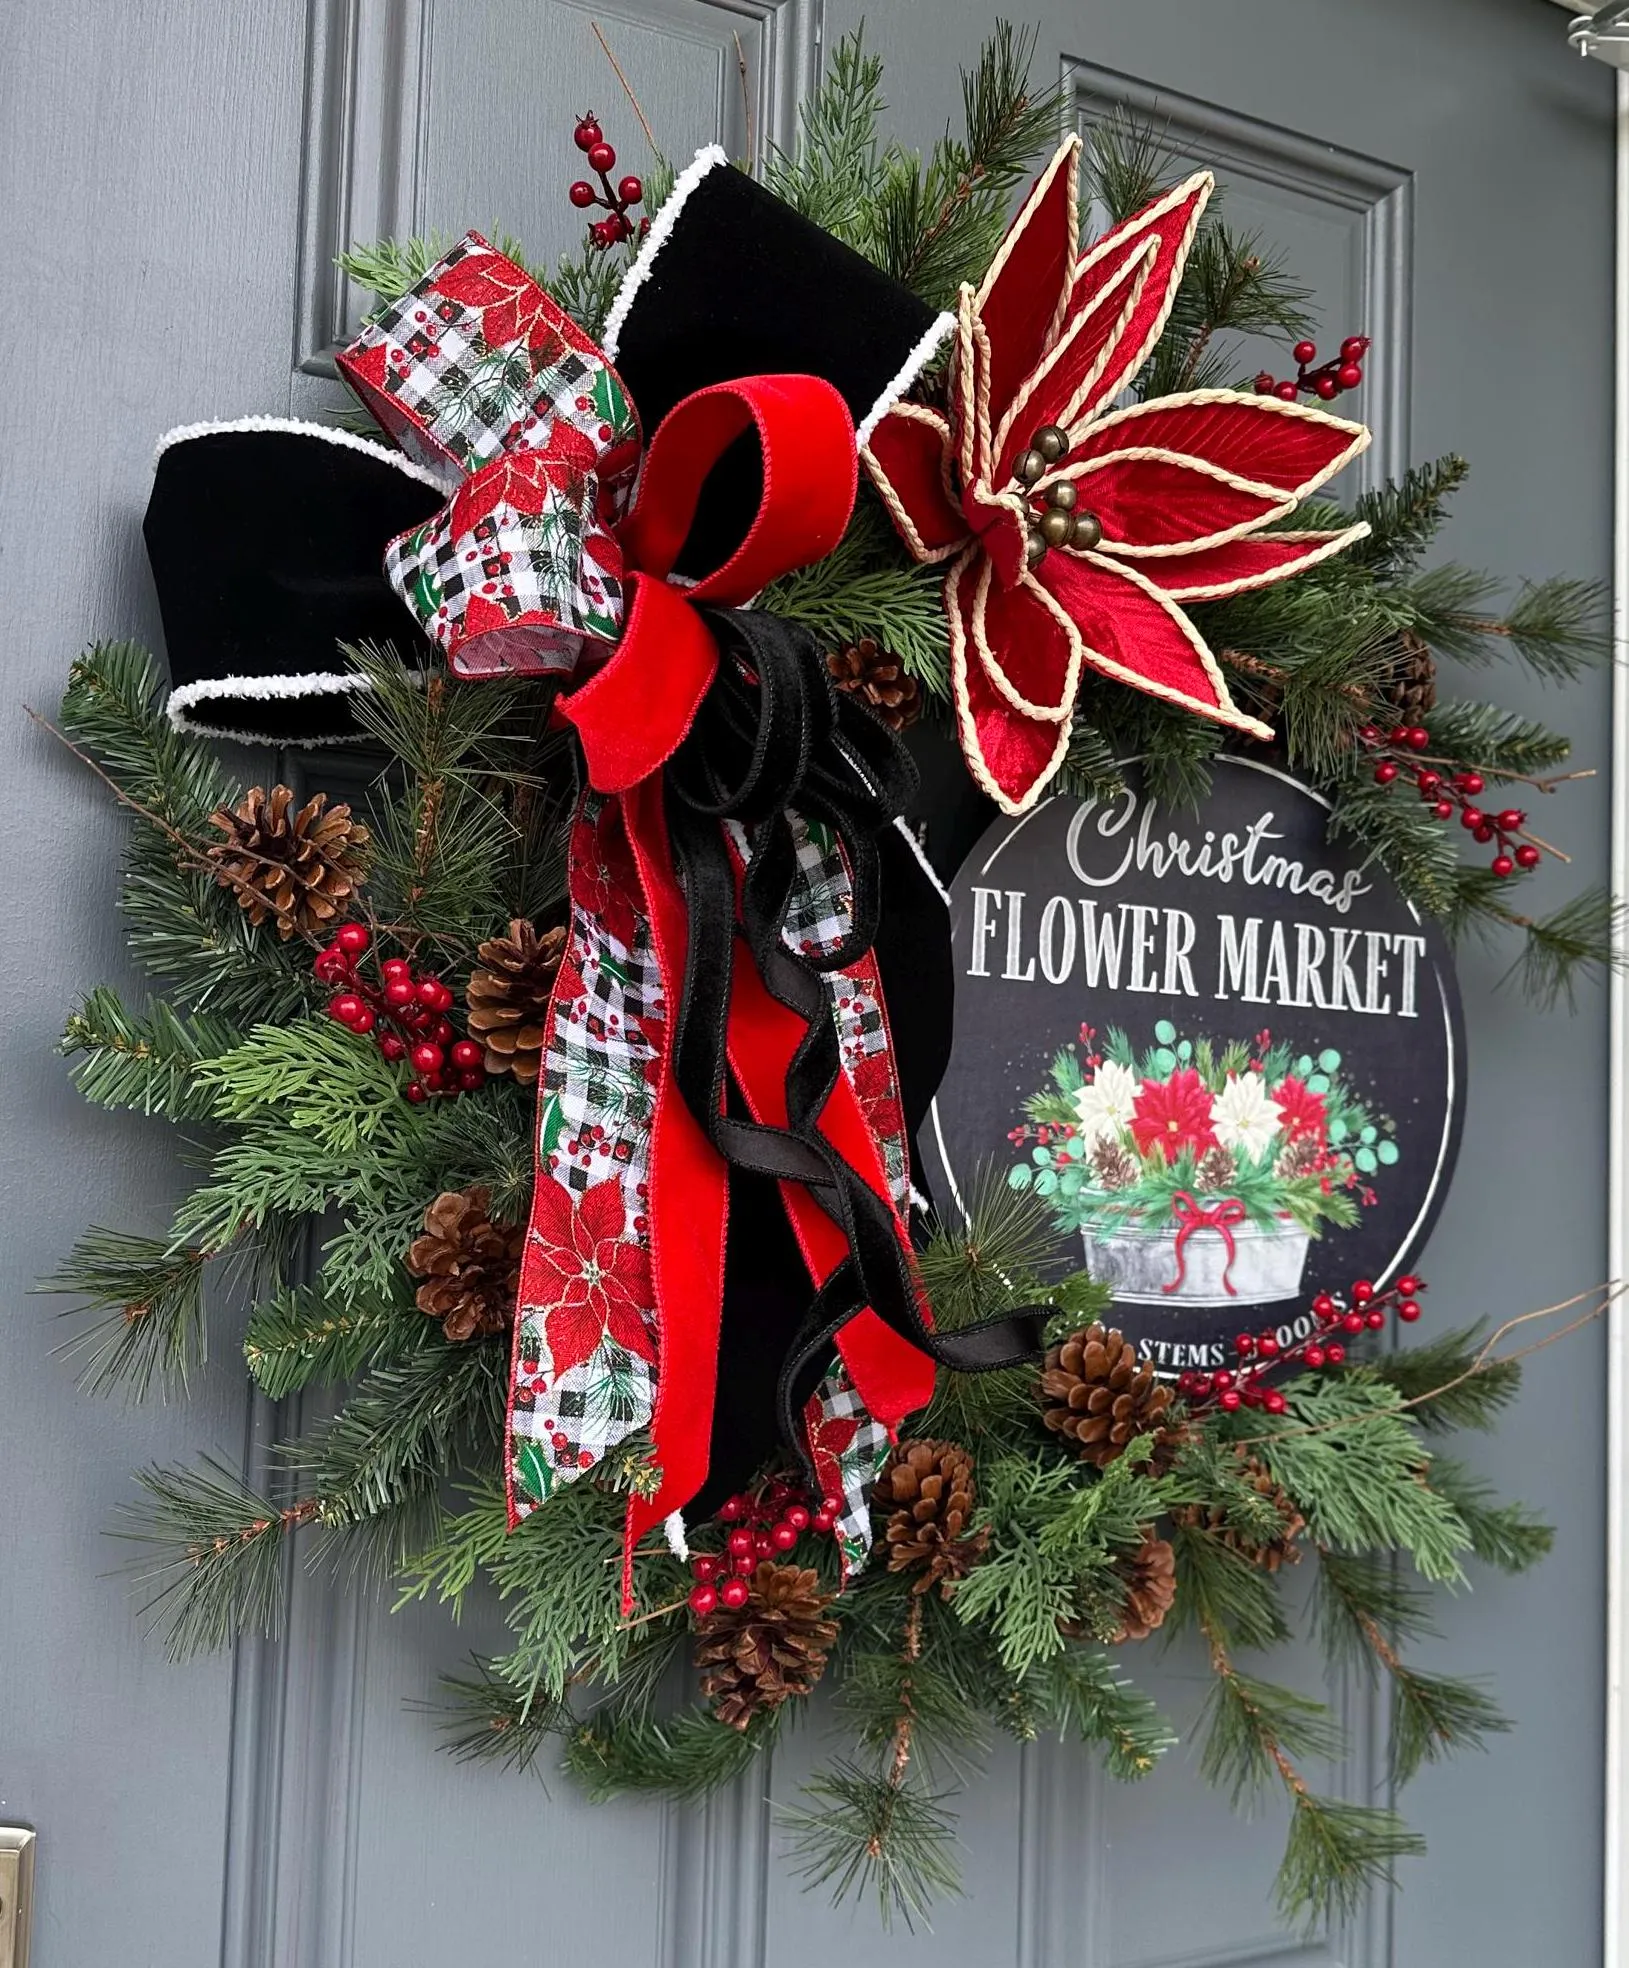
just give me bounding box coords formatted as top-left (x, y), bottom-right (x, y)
top-left (1271, 1075), bottom-right (1328, 1145)
top-left (527, 1177), bottom-right (655, 1378)
top-left (864, 136), bottom-right (1372, 814)
top-left (1129, 1067), bottom-right (1219, 1165)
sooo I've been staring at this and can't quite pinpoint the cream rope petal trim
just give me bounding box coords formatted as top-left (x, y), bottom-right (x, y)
top-left (971, 555), bottom-right (1081, 722)
top-left (601, 143), bottom-right (729, 359)
top-left (947, 547), bottom-right (1074, 816)
top-left (973, 133), bottom-right (1082, 316)
top-left (1152, 523), bottom-right (1372, 601)
top-left (860, 404), bottom-right (971, 566)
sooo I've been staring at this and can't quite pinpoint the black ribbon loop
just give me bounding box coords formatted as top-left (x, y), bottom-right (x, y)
top-left (664, 606), bottom-right (1046, 1479)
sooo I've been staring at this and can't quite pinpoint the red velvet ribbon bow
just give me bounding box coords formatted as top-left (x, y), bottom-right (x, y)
top-left (1163, 1192), bottom-right (1249, 1297)
top-left (338, 246), bottom-right (941, 1596)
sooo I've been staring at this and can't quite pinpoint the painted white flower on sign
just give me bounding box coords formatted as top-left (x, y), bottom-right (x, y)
top-left (1072, 1059), bottom-right (1139, 1146)
top-left (1211, 1072), bottom-right (1283, 1163)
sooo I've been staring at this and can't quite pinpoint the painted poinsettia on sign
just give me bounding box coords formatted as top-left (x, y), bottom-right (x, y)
top-left (863, 136), bottom-right (1373, 813)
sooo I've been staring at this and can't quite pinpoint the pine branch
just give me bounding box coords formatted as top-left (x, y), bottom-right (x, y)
top-left (1314, 1549), bottom-right (1437, 1669)
top-left (1402, 568), bottom-right (1610, 684)
top-left (1368, 1325), bottom-right (1522, 1432)
top-left (566, 1703), bottom-right (779, 1800)
top-left (1425, 1458), bottom-right (1554, 1574)
top-left (1349, 456), bottom-right (1471, 576)
top-left (430, 1658), bottom-right (568, 1774)
top-left (242, 1275), bottom-right (414, 1399)
top-left (1497, 887), bottom-right (1623, 1010)
top-left (1166, 1520), bottom-right (1292, 1652)
top-left (40, 1229), bottom-right (211, 1397)
top-left (1276, 1793), bottom-right (1426, 1930)
top-left (113, 1455), bottom-right (316, 1659)
top-left (764, 27), bottom-right (888, 247)
top-left (1029, 1645), bottom-right (1174, 1778)
top-left (1084, 109), bottom-right (1170, 224)
top-left (61, 988), bottom-right (240, 1121)
top-left (784, 1754), bottom-right (962, 1932)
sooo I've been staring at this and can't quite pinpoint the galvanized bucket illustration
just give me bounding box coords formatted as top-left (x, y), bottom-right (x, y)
top-left (1081, 1203), bottom-right (1311, 1306)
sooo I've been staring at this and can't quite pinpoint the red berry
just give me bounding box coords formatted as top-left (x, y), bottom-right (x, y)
top-left (718, 1495), bottom-right (746, 1522)
top-left (692, 1554), bottom-right (720, 1583)
top-left (1254, 373), bottom-right (1275, 396)
top-left (1390, 726), bottom-right (1412, 746)
top-left (1432, 800), bottom-right (1455, 820)
top-left (1304, 1345), bottom-right (1327, 1369)
top-left (450, 1039), bottom-right (483, 1070)
top-left (1398, 1298), bottom-right (1422, 1323)
top-left (1275, 380), bottom-right (1299, 401)
top-left (726, 1527), bottom-right (753, 1557)
top-left (1460, 807), bottom-right (1483, 831)
top-left (720, 1578), bottom-right (750, 1610)
top-left (433, 1018), bottom-right (456, 1047)
top-left (1473, 822), bottom-right (1496, 845)
top-left (352, 1006), bottom-right (376, 1034)
top-left (1495, 809), bottom-right (1523, 832)
top-left (1366, 1308), bottom-right (1386, 1330)
top-left (1397, 1275), bottom-right (1420, 1295)
top-left (329, 993), bottom-right (365, 1026)
top-left (424, 1071), bottom-right (445, 1092)
top-left (1235, 1333), bottom-right (1255, 1355)
top-left (687, 1583), bottom-right (718, 1617)
top-left (753, 1533), bottom-right (774, 1558)
top-left (1515, 843), bottom-right (1541, 870)
top-left (1359, 724), bottom-right (1381, 744)
top-left (771, 1523), bottom-right (799, 1551)
top-left (618, 174), bottom-right (643, 203)
top-left (811, 1509), bottom-right (837, 1535)
top-left (1352, 1280), bottom-right (1375, 1304)
top-left (731, 1552), bottom-right (755, 1577)
top-left (1407, 727), bottom-right (1430, 751)
top-left (1326, 1342), bottom-right (1346, 1365)
top-left (415, 978), bottom-right (441, 1007)
top-left (1337, 363), bottom-right (1363, 389)
top-left (404, 1081), bottom-right (427, 1104)
top-left (1263, 1391), bottom-right (1288, 1416)
top-left (1177, 1371), bottom-right (1198, 1396)
top-left (1211, 1369), bottom-right (1235, 1391)
top-left (1257, 1334), bottom-right (1281, 1359)
top-left (1374, 760), bottom-right (1399, 785)
top-left (410, 1041), bottom-right (444, 1074)
top-left (569, 180), bottom-right (596, 208)
top-left (385, 978), bottom-right (415, 1008)
top-left (1242, 1384), bottom-right (1265, 1408)
top-left (785, 1504), bottom-right (810, 1531)
top-left (1460, 772), bottom-right (1485, 796)
top-left (822, 1493), bottom-right (843, 1515)
top-left (1340, 336), bottom-right (1368, 361)
top-left (457, 1068), bottom-right (484, 1091)
top-left (1342, 1312), bottom-right (1365, 1335)
top-left (1312, 1293), bottom-right (1337, 1319)
top-left (1492, 854), bottom-right (1514, 878)
top-left (587, 140), bottom-right (616, 172)
top-left (336, 922), bottom-right (370, 955)
top-left (1315, 375), bottom-right (1338, 400)
top-left (1292, 340), bottom-right (1317, 366)
top-left (382, 957), bottom-right (410, 981)
top-left (1219, 1389), bottom-right (1243, 1412)
top-left (573, 116), bottom-right (602, 151)
top-left (380, 1033), bottom-right (407, 1062)
top-left (1416, 771), bottom-right (1441, 794)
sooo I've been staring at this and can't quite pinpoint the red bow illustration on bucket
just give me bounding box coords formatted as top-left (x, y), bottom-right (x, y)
top-left (338, 237), bottom-right (1040, 1601)
top-left (863, 138), bottom-right (1373, 815)
top-left (1162, 1192), bottom-right (1249, 1298)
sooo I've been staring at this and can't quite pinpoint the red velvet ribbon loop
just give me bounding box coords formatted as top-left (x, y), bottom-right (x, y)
top-left (1162, 1192), bottom-right (1249, 1297)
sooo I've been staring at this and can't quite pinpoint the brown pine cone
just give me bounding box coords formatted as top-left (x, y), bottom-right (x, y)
top-left (826, 637), bottom-right (922, 732)
top-left (1089, 1137), bottom-right (1138, 1191)
top-left (1275, 1134), bottom-right (1324, 1180)
top-left (873, 1439), bottom-right (989, 1596)
top-left (1111, 1532), bottom-right (1177, 1643)
top-left (466, 919), bottom-right (567, 1086)
top-left (695, 1561), bottom-right (838, 1729)
top-left (405, 1186), bottom-right (524, 1342)
top-left (208, 785), bottom-right (369, 940)
top-left (1040, 1322), bottom-right (1174, 1469)
top-left (1175, 1454), bottom-right (1306, 1573)
top-left (1385, 627), bottom-right (1437, 721)
top-left (1195, 1144), bottom-right (1237, 1194)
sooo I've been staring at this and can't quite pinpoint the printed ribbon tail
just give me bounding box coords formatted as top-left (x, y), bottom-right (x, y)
top-left (1163, 1192), bottom-right (1248, 1297)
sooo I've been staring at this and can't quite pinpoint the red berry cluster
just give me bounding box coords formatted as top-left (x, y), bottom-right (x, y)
top-left (1254, 334), bottom-right (1369, 404)
top-left (568, 115), bottom-right (648, 250)
top-left (685, 1478), bottom-right (842, 1616)
top-left (317, 923), bottom-right (485, 1104)
top-left (1179, 1273), bottom-right (1427, 1415)
top-left (1359, 724), bottom-right (1542, 879)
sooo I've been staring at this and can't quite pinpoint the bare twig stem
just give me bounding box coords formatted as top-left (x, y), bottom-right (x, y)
top-left (592, 22), bottom-right (659, 158)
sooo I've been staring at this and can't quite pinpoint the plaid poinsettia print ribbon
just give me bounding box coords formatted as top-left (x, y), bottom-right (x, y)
top-left (337, 231), bottom-right (641, 676)
top-left (339, 249), bottom-right (1042, 1600)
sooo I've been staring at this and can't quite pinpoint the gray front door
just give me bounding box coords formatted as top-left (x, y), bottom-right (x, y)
top-left (1, 3), bottom-right (1611, 1964)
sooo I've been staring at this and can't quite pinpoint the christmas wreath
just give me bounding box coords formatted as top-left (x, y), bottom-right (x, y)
top-left (43, 25), bottom-right (1609, 1932)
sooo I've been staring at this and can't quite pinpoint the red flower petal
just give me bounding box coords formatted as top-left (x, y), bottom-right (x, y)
top-left (1128, 526), bottom-right (1370, 600)
top-left (1032, 553), bottom-right (1272, 739)
top-left (862, 406), bottom-right (969, 562)
top-left (971, 558), bottom-right (1080, 718)
top-left (543, 1293), bottom-right (605, 1380)
top-left (1058, 451), bottom-right (1299, 552)
top-left (1062, 172), bottom-right (1212, 426)
top-left (575, 1179), bottom-right (627, 1249)
top-left (972, 135), bottom-right (1080, 422)
top-left (1068, 393), bottom-right (1370, 498)
top-left (948, 548), bottom-right (1074, 813)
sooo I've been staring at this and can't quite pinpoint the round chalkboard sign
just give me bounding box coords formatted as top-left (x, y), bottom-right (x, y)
top-left (922, 757), bottom-right (1465, 1377)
